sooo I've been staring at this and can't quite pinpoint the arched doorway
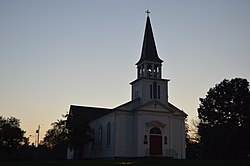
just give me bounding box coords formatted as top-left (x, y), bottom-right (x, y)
top-left (149, 127), bottom-right (162, 155)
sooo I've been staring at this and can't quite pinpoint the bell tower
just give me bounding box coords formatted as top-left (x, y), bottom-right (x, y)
top-left (130, 11), bottom-right (169, 105)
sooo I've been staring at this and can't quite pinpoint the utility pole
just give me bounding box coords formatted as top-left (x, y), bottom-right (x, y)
top-left (36, 125), bottom-right (40, 147)
top-left (36, 125), bottom-right (40, 160)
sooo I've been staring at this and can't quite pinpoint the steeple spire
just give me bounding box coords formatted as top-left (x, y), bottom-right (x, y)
top-left (136, 12), bottom-right (163, 79)
top-left (136, 12), bottom-right (163, 65)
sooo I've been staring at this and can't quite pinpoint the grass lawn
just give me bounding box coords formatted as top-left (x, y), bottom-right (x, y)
top-left (1, 159), bottom-right (250, 166)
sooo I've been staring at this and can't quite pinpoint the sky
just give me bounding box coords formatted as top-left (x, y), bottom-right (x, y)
top-left (0, 0), bottom-right (250, 144)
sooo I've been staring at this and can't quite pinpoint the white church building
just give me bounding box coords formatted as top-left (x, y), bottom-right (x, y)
top-left (67, 13), bottom-right (187, 159)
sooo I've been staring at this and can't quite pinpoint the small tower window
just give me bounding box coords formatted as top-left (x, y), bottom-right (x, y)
top-left (153, 82), bottom-right (157, 99)
top-left (158, 85), bottom-right (160, 99)
top-left (150, 84), bottom-right (152, 99)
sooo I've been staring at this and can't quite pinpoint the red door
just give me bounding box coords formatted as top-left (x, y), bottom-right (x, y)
top-left (150, 135), bottom-right (162, 155)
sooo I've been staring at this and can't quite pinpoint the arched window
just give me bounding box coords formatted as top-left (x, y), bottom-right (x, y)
top-left (150, 127), bottom-right (161, 135)
top-left (98, 125), bottom-right (102, 149)
top-left (107, 122), bottom-right (111, 148)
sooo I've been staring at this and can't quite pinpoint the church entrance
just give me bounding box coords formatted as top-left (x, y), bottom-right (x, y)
top-left (149, 127), bottom-right (162, 155)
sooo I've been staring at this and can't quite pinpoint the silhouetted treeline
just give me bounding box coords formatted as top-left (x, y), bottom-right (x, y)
top-left (0, 116), bottom-right (67, 161)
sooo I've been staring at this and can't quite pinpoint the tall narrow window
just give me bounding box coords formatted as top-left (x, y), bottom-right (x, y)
top-left (158, 85), bottom-right (160, 99)
top-left (153, 82), bottom-right (157, 99)
top-left (150, 84), bottom-right (152, 99)
top-left (99, 125), bottom-right (102, 149)
top-left (91, 129), bottom-right (95, 151)
top-left (107, 122), bottom-right (111, 148)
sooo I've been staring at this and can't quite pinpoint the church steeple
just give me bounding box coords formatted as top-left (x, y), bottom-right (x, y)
top-left (136, 14), bottom-right (163, 79)
top-left (130, 12), bottom-right (169, 104)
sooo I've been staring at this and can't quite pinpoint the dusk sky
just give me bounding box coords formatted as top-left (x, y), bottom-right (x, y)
top-left (1, 0), bottom-right (250, 144)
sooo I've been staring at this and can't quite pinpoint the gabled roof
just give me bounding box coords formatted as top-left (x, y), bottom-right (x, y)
top-left (114, 98), bottom-right (187, 117)
top-left (131, 100), bottom-right (187, 117)
top-left (114, 98), bottom-right (141, 111)
top-left (69, 105), bottom-right (114, 121)
top-left (136, 16), bottom-right (163, 65)
top-left (168, 102), bottom-right (188, 117)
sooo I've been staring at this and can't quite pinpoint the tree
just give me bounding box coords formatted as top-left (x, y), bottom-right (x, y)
top-left (42, 114), bottom-right (69, 159)
top-left (43, 114), bottom-right (69, 150)
top-left (66, 113), bottom-right (93, 159)
top-left (0, 116), bottom-right (28, 159)
top-left (187, 119), bottom-right (200, 143)
top-left (186, 119), bottom-right (200, 159)
top-left (43, 112), bottom-right (93, 159)
top-left (197, 78), bottom-right (250, 159)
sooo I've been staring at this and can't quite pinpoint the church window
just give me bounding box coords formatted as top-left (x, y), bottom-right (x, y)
top-left (150, 84), bottom-right (152, 99)
top-left (91, 129), bottom-right (95, 151)
top-left (150, 127), bottom-right (161, 134)
top-left (98, 125), bottom-right (102, 149)
top-left (164, 136), bottom-right (167, 145)
top-left (158, 85), bottom-right (160, 99)
top-left (143, 135), bottom-right (148, 144)
top-left (107, 122), bottom-right (111, 148)
top-left (153, 82), bottom-right (157, 99)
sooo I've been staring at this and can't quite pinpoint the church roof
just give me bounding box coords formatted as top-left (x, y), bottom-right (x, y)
top-left (69, 105), bottom-right (114, 121)
top-left (115, 98), bottom-right (187, 117)
top-left (136, 16), bottom-right (163, 65)
top-left (168, 102), bottom-right (188, 117)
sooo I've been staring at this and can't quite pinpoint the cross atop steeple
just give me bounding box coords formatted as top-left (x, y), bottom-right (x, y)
top-left (145, 9), bottom-right (150, 16)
